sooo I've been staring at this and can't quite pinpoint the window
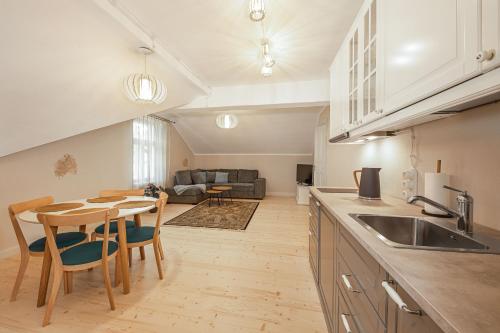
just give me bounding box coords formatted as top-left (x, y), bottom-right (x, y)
top-left (133, 115), bottom-right (168, 188)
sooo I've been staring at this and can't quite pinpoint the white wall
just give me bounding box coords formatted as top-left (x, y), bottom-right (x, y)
top-left (324, 102), bottom-right (500, 231)
top-left (193, 154), bottom-right (313, 196)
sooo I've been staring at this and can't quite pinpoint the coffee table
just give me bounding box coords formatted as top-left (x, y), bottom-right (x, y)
top-left (212, 186), bottom-right (233, 204)
top-left (207, 190), bottom-right (222, 207)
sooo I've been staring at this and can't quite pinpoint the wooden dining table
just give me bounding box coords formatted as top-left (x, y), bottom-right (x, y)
top-left (17, 196), bottom-right (156, 307)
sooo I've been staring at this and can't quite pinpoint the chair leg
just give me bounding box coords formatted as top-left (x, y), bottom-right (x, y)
top-left (102, 256), bottom-right (116, 311)
top-left (127, 248), bottom-right (132, 267)
top-left (158, 239), bottom-right (165, 261)
top-left (153, 241), bottom-right (164, 280)
top-left (114, 252), bottom-right (122, 287)
top-left (10, 250), bottom-right (29, 302)
top-left (139, 247), bottom-right (146, 261)
top-left (63, 272), bottom-right (73, 295)
top-left (42, 268), bottom-right (63, 326)
top-left (88, 233), bottom-right (97, 272)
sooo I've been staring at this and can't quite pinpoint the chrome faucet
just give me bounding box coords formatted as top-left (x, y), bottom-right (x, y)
top-left (408, 185), bottom-right (474, 235)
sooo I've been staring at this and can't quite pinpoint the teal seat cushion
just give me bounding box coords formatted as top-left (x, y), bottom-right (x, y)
top-left (60, 241), bottom-right (118, 265)
top-left (29, 232), bottom-right (87, 253)
top-left (94, 220), bottom-right (136, 235)
top-left (116, 226), bottom-right (157, 244)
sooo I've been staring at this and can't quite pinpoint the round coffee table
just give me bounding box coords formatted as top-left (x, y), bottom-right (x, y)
top-left (212, 186), bottom-right (233, 204)
top-left (207, 190), bottom-right (222, 207)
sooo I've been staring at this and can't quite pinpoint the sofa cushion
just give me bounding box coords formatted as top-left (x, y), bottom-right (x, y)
top-left (206, 171), bottom-right (216, 183)
top-left (215, 172), bottom-right (228, 183)
top-left (238, 169), bottom-right (258, 183)
top-left (176, 170), bottom-right (192, 185)
top-left (217, 169), bottom-right (238, 183)
top-left (192, 171), bottom-right (207, 184)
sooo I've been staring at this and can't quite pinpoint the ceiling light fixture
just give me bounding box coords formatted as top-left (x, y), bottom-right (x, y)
top-left (124, 46), bottom-right (167, 104)
top-left (216, 114), bottom-right (238, 129)
top-left (249, 0), bottom-right (266, 22)
top-left (261, 65), bottom-right (273, 77)
top-left (261, 39), bottom-right (275, 67)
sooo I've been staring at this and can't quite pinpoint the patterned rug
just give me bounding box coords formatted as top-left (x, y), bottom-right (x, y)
top-left (163, 200), bottom-right (259, 230)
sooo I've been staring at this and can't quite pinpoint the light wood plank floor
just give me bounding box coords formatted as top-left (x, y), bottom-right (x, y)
top-left (0, 197), bottom-right (327, 333)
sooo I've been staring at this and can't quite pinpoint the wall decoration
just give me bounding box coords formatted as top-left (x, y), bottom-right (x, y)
top-left (54, 154), bottom-right (77, 178)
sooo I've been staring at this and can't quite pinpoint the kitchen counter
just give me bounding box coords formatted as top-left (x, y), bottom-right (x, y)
top-left (310, 187), bottom-right (500, 333)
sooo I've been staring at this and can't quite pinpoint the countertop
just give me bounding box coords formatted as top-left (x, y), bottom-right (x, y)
top-left (310, 187), bottom-right (500, 333)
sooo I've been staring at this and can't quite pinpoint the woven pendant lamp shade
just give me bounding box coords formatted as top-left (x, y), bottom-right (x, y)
top-left (124, 73), bottom-right (167, 104)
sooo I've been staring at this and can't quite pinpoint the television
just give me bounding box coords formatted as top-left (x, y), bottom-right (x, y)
top-left (296, 164), bottom-right (313, 185)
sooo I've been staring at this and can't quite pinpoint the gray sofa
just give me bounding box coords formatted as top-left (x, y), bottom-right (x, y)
top-left (166, 169), bottom-right (266, 204)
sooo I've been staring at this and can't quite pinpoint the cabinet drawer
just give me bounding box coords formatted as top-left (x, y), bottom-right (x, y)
top-left (337, 254), bottom-right (385, 333)
top-left (309, 231), bottom-right (318, 279)
top-left (338, 226), bottom-right (387, 321)
top-left (338, 288), bottom-right (360, 333)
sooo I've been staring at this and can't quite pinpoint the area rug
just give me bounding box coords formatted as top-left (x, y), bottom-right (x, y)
top-left (163, 200), bottom-right (259, 230)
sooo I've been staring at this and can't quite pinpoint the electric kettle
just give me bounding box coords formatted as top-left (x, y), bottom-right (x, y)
top-left (353, 168), bottom-right (382, 200)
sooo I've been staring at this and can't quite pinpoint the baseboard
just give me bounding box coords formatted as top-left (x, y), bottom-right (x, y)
top-left (267, 192), bottom-right (295, 197)
top-left (0, 245), bottom-right (19, 260)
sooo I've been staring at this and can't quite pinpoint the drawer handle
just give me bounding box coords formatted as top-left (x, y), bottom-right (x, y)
top-left (341, 274), bottom-right (360, 293)
top-left (341, 314), bottom-right (352, 333)
top-left (315, 201), bottom-right (320, 207)
top-left (382, 281), bottom-right (422, 315)
top-left (308, 212), bottom-right (312, 217)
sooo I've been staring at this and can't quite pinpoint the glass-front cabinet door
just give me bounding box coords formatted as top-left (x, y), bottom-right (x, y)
top-left (348, 29), bottom-right (361, 129)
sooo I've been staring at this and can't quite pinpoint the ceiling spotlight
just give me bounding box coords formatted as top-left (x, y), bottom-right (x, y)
top-left (261, 65), bottom-right (273, 77)
top-left (249, 0), bottom-right (266, 22)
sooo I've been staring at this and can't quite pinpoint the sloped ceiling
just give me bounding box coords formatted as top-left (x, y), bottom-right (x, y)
top-left (171, 107), bottom-right (322, 154)
top-left (120, 0), bottom-right (363, 86)
top-left (0, 0), bottom-right (203, 157)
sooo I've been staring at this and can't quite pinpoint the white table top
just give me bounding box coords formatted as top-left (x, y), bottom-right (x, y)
top-left (18, 196), bottom-right (157, 224)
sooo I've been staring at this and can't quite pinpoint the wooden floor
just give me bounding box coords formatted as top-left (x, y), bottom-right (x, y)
top-left (0, 197), bottom-right (327, 333)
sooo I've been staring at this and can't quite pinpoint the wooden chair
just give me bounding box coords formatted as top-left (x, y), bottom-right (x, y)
top-left (116, 192), bottom-right (167, 280)
top-left (8, 196), bottom-right (88, 302)
top-left (37, 208), bottom-right (120, 326)
top-left (91, 189), bottom-right (145, 261)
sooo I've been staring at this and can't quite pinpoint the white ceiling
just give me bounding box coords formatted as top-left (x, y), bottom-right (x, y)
top-left (172, 107), bottom-right (322, 154)
top-left (120, 0), bottom-right (363, 86)
top-left (0, 0), bottom-right (203, 157)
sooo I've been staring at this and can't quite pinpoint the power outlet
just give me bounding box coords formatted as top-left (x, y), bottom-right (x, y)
top-left (402, 168), bottom-right (418, 199)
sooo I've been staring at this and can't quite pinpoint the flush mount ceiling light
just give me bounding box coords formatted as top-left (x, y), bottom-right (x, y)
top-left (249, 0), bottom-right (266, 22)
top-left (216, 114), bottom-right (238, 129)
top-left (124, 46), bottom-right (167, 104)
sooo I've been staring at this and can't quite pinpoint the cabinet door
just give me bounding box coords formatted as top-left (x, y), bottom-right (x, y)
top-left (385, 280), bottom-right (444, 333)
top-left (360, 0), bottom-right (382, 124)
top-left (481, 0), bottom-right (500, 71)
top-left (381, 0), bottom-right (480, 114)
top-left (347, 26), bottom-right (362, 129)
top-left (330, 42), bottom-right (349, 139)
top-left (319, 209), bottom-right (335, 327)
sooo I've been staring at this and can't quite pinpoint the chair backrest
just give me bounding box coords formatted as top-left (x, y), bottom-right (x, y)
top-left (99, 189), bottom-right (145, 197)
top-left (37, 208), bottom-right (119, 267)
top-left (8, 196), bottom-right (54, 250)
top-left (153, 192), bottom-right (168, 237)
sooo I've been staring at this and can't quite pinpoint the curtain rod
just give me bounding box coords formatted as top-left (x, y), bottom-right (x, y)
top-left (148, 114), bottom-right (176, 124)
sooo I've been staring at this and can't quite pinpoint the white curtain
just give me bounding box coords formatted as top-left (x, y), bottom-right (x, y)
top-left (133, 115), bottom-right (168, 188)
top-left (314, 124), bottom-right (328, 186)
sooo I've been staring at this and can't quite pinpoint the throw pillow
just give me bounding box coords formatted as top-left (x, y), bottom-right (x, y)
top-left (175, 170), bottom-right (193, 185)
top-left (238, 169), bottom-right (258, 183)
top-left (192, 171), bottom-right (207, 184)
top-left (214, 172), bottom-right (229, 183)
top-left (206, 171), bottom-right (216, 183)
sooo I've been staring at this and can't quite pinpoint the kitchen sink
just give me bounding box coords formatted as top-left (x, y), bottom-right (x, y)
top-left (349, 214), bottom-right (500, 254)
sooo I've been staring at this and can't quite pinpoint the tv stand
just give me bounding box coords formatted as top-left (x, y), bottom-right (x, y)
top-left (296, 184), bottom-right (311, 205)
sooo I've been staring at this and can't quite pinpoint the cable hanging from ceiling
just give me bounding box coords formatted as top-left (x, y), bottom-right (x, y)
top-left (248, 0), bottom-right (275, 77)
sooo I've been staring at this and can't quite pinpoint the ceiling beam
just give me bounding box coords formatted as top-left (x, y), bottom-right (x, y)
top-left (93, 0), bottom-right (211, 95)
top-left (175, 79), bottom-right (330, 112)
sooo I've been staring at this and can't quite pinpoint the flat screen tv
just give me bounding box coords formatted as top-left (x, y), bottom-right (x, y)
top-left (296, 164), bottom-right (313, 185)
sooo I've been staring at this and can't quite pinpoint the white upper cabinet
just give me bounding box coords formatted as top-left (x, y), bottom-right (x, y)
top-left (329, 42), bottom-right (349, 139)
top-left (480, 0), bottom-right (500, 72)
top-left (380, 0), bottom-right (480, 114)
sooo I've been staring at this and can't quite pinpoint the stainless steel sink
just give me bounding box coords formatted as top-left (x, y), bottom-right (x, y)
top-left (349, 214), bottom-right (500, 254)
